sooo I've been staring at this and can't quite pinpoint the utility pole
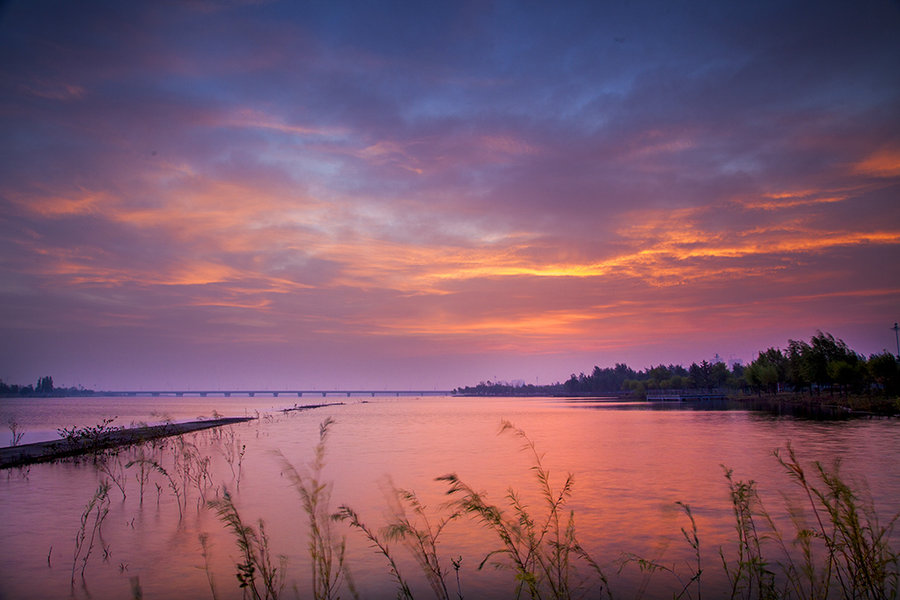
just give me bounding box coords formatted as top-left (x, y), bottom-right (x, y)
top-left (894, 322), bottom-right (900, 359)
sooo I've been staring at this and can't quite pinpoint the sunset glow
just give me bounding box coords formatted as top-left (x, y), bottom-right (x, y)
top-left (1, 1), bottom-right (898, 389)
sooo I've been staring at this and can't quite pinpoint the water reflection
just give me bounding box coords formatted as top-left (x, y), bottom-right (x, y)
top-left (0, 396), bottom-right (897, 599)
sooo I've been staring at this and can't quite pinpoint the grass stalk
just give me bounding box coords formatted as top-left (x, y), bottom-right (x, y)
top-left (199, 533), bottom-right (220, 600)
top-left (208, 490), bottom-right (285, 600)
top-left (277, 417), bottom-right (353, 600)
top-left (333, 505), bottom-right (415, 600)
top-left (71, 481), bottom-right (111, 585)
top-left (126, 457), bottom-right (183, 520)
top-left (439, 420), bottom-right (609, 600)
top-left (382, 485), bottom-right (459, 600)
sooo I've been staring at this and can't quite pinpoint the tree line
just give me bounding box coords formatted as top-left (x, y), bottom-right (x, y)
top-left (0, 376), bottom-right (94, 397)
top-left (743, 331), bottom-right (899, 397)
top-left (455, 331), bottom-right (900, 399)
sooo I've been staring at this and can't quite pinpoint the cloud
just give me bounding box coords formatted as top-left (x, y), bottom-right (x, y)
top-left (0, 0), bottom-right (898, 387)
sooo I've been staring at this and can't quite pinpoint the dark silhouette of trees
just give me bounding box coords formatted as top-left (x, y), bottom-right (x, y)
top-left (868, 351), bottom-right (900, 396)
top-left (457, 331), bottom-right (899, 406)
top-left (745, 331), bottom-right (896, 398)
top-left (36, 376), bottom-right (54, 393)
top-left (0, 376), bottom-right (93, 397)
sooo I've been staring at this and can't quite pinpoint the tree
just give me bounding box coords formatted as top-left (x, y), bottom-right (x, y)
top-left (689, 361), bottom-right (712, 389)
top-left (745, 348), bottom-right (789, 394)
top-left (710, 361), bottom-right (730, 388)
top-left (868, 352), bottom-right (900, 396)
top-left (36, 376), bottom-right (54, 393)
top-left (827, 360), bottom-right (863, 395)
top-left (786, 339), bottom-right (811, 392)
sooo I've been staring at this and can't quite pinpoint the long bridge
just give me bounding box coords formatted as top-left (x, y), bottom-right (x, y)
top-left (100, 389), bottom-right (453, 398)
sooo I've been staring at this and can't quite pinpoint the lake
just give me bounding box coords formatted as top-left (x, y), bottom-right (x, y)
top-left (0, 395), bottom-right (898, 599)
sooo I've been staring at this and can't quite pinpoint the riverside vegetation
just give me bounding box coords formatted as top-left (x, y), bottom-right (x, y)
top-left (455, 332), bottom-right (900, 415)
top-left (51, 415), bottom-right (899, 600)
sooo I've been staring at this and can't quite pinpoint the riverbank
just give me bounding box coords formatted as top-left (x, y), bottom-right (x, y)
top-left (0, 417), bottom-right (254, 469)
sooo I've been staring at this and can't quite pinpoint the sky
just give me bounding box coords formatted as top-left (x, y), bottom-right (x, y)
top-left (1, 0), bottom-right (899, 391)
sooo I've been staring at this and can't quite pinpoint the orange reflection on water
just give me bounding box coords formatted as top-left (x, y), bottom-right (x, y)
top-left (2, 398), bottom-right (899, 599)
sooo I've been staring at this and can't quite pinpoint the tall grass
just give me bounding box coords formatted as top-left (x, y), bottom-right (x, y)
top-left (438, 420), bottom-right (610, 600)
top-left (333, 504), bottom-right (416, 600)
top-left (278, 416), bottom-right (354, 600)
top-left (71, 481), bottom-right (111, 585)
top-left (719, 467), bottom-right (777, 599)
top-left (774, 444), bottom-right (900, 600)
top-left (628, 445), bottom-right (900, 600)
top-left (7, 418), bottom-right (24, 446)
top-left (383, 485), bottom-right (461, 600)
top-left (208, 490), bottom-right (285, 600)
top-left (124, 417), bottom-right (892, 600)
top-left (125, 457), bottom-right (184, 520)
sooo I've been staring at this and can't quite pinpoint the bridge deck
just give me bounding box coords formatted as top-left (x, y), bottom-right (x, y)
top-left (100, 390), bottom-right (452, 398)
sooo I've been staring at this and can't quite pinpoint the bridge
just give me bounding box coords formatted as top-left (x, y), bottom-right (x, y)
top-left (100, 389), bottom-right (453, 398)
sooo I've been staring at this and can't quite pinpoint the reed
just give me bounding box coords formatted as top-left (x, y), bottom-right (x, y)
top-left (623, 445), bottom-right (899, 600)
top-left (333, 504), bottom-right (415, 600)
top-left (774, 444), bottom-right (900, 600)
top-left (173, 437), bottom-right (213, 507)
top-left (6, 418), bottom-right (24, 446)
top-left (383, 485), bottom-right (460, 600)
top-left (216, 427), bottom-right (246, 486)
top-left (97, 451), bottom-right (128, 500)
top-left (277, 417), bottom-right (354, 600)
top-left (199, 532), bottom-right (220, 600)
top-left (131, 447), bottom-right (151, 505)
top-left (719, 468), bottom-right (777, 599)
top-left (125, 457), bottom-right (183, 520)
top-left (439, 420), bottom-right (610, 600)
top-left (208, 490), bottom-right (286, 600)
top-left (196, 419), bottom-right (896, 600)
top-left (71, 481), bottom-right (111, 585)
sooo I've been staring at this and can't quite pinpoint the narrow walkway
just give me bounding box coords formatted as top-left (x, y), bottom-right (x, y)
top-left (0, 417), bottom-right (254, 469)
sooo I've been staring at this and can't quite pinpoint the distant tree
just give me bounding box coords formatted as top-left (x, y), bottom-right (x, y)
top-left (828, 360), bottom-right (864, 395)
top-left (786, 339), bottom-right (812, 392)
top-left (689, 361), bottom-right (712, 389)
top-left (728, 362), bottom-right (746, 388)
top-left (667, 374), bottom-right (687, 389)
top-left (745, 348), bottom-right (788, 394)
top-left (710, 361), bottom-right (729, 388)
top-left (868, 352), bottom-right (900, 396)
top-left (36, 376), bottom-right (54, 393)
top-left (564, 373), bottom-right (581, 395)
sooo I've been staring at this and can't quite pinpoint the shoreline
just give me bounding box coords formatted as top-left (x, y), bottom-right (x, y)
top-left (0, 417), bottom-right (254, 469)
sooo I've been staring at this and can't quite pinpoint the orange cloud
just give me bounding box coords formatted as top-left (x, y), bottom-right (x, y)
top-left (740, 189), bottom-right (849, 210)
top-left (854, 148), bottom-right (900, 177)
top-left (12, 188), bottom-right (109, 217)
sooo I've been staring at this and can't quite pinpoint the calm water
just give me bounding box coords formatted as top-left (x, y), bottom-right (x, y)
top-left (0, 396), bottom-right (898, 599)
